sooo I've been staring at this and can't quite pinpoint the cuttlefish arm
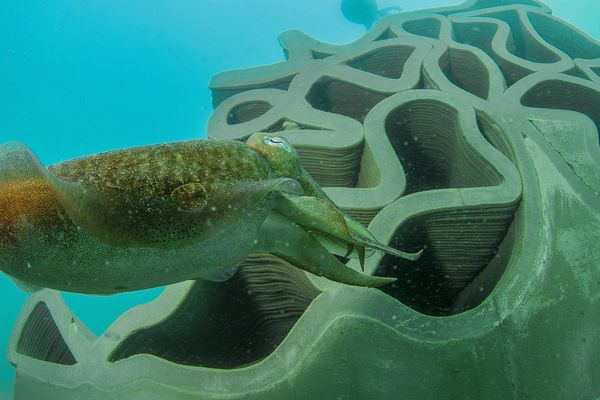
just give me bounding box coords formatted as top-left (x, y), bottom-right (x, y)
top-left (255, 211), bottom-right (396, 287)
top-left (273, 192), bottom-right (422, 270)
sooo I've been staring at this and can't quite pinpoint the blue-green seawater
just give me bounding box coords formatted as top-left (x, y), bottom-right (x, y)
top-left (0, 1), bottom-right (597, 398)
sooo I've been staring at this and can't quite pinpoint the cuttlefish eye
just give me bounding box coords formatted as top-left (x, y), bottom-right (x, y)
top-left (247, 132), bottom-right (300, 177)
top-left (263, 136), bottom-right (292, 153)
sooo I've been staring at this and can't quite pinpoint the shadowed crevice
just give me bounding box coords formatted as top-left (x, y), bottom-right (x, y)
top-left (384, 99), bottom-right (503, 194)
top-left (528, 13), bottom-right (600, 60)
top-left (439, 47), bottom-right (491, 99)
top-left (311, 50), bottom-right (333, 60)
top-left (226, 101), bottom-right (272, 125)
top-left (306, 77), bottom-right (389, 122)
top-left (346, 45), bottom-right (415, 79)
top-left (480, 10), bottom-right (561, 64)
top-left (521, 79), bottom-right (600, 143)
top-left (16, 302), bottom-right (77, 365)
top-left (376, 206), bottom-right (515, 315)
top-left (374, 27), bottom-right (398, 41)
top-left (403, 18), bottom-right (441, 39)
top-left (376, 107), bottom-right (518, 315)
top-left (109, 254), bottom-right (320, 368)
top-left (211, 75), bottom-right (297, 108)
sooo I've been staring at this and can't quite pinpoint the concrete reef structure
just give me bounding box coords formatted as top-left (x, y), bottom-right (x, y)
top-left (8, 0), bottom-right (600, 398)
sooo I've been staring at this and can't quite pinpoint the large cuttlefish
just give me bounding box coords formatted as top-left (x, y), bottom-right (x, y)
top-left (0, 133), bottom-right (420, 294)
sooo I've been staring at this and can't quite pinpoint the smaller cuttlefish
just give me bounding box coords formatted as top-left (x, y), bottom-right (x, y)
top-left (0, 133), bottom-right (421, 294)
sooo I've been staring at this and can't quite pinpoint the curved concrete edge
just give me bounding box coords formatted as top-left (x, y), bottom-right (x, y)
top-left (9, 280), bottom-right (513, 399)
top-left (416, 15), bottom-right (507, 102)
top-left (428, 0), bottom-right (550, 16)
top-left (208, 34), bottom-right (433, 132)
top-left (504, 72), bottom-right (600, 195)
top-left (206, 87), bottom-right (364, 149)
top-left (574, 58), bottom-right (600, 84)
top-left (8, 290), bottom-right (94, 367)
top-left (209, 26), bottom-right (432, 106)
top-left (355, 90), bottom-right (521, 295)
top-left (10, 1), bottom-right (600, 398)
top-left (207, 28), bottom-right (435, 202)
top-left (458, 10), bottom-right (569, 78)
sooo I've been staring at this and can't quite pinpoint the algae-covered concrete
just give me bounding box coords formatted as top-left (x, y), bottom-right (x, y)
top-left (8, 0), bottom-right (600, 398)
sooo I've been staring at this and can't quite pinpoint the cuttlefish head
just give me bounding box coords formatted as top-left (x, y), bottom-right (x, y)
top-left (247, 132), bottom-right (339, 199)
top-left (246, 133), bottom-right (302, 183)
top-left (247, 132), bottom-right (422, 287)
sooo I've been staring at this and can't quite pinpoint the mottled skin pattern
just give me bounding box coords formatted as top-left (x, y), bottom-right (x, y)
top-left (51, 140), bottom-right (270, 196)
top-left (0, 133), bottom-right (418, 294)
top-left (48, 140), bottom-right (275, 246)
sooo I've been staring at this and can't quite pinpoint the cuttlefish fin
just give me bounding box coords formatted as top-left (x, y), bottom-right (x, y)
top-left (0, 141), bottom-right (67, 224)
top-left (0, 142), bottom-right (123, 244)
top-left (256, 212), bottom-right (396, 287)
top-left (273, 192), bottom-right (422, 270)
top-left (0, 141), bottom-right (47, 183)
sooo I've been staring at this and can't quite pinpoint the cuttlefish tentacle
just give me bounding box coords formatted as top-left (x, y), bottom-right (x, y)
top-left (273, 192), bottom-right (422, 270)
top-left (254, 212), bottom-right (396, 287)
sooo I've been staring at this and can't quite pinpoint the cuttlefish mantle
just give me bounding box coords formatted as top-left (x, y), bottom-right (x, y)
top-left (0, 133), bottom-right (421, 294)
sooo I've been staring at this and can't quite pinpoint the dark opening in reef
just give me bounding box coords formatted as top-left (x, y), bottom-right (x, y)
top-left (16, 302), bottom-right (77, 365)
top-left (311, 50), bottom-right (333, 60)
top-left (451, 19), bottom-right (534, 87)
top-left (384, 99), bottom-right (504, 195)
top-left (521, 79), bottom-right (600, 142)
top-left (109, 254), bottom-right (320, 368)
top-left (306, 77), bottom-right (389, 122)
top-left (480, 10), bottom-right (561, 64)
top-left (375, 206), bottom-right (517, 316)
top-left (563, 66), bottom-right (592, 81)
top-left (264, 118), bottom-right (331, 133)
top-left (227, 101), bottom-right (272, 125)
top-left (375, 107), bottom-right (519, 315)
top-left (528, 12), bottom-right (600, 60)
top-left (439, 47), bottom-right (491, 99)
top-left (402, 18), bottom-right (441, 39)
top-left (346, 45), bottom-right (415, 79)
top-left (211, 74), bottom-right (297, 108)
top-left (374, 27), bottom-right (398, 41)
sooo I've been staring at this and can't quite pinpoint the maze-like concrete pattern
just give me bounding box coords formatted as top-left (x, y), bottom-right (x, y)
top-left (8, 1), bottom-right (600, 399)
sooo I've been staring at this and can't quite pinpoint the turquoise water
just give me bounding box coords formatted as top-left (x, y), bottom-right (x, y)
top-left (0, 0), bottom-right (597, 398)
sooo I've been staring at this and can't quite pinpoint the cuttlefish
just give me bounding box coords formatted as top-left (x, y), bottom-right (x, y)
top-left (0, 133), bottom-right (420, 294)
